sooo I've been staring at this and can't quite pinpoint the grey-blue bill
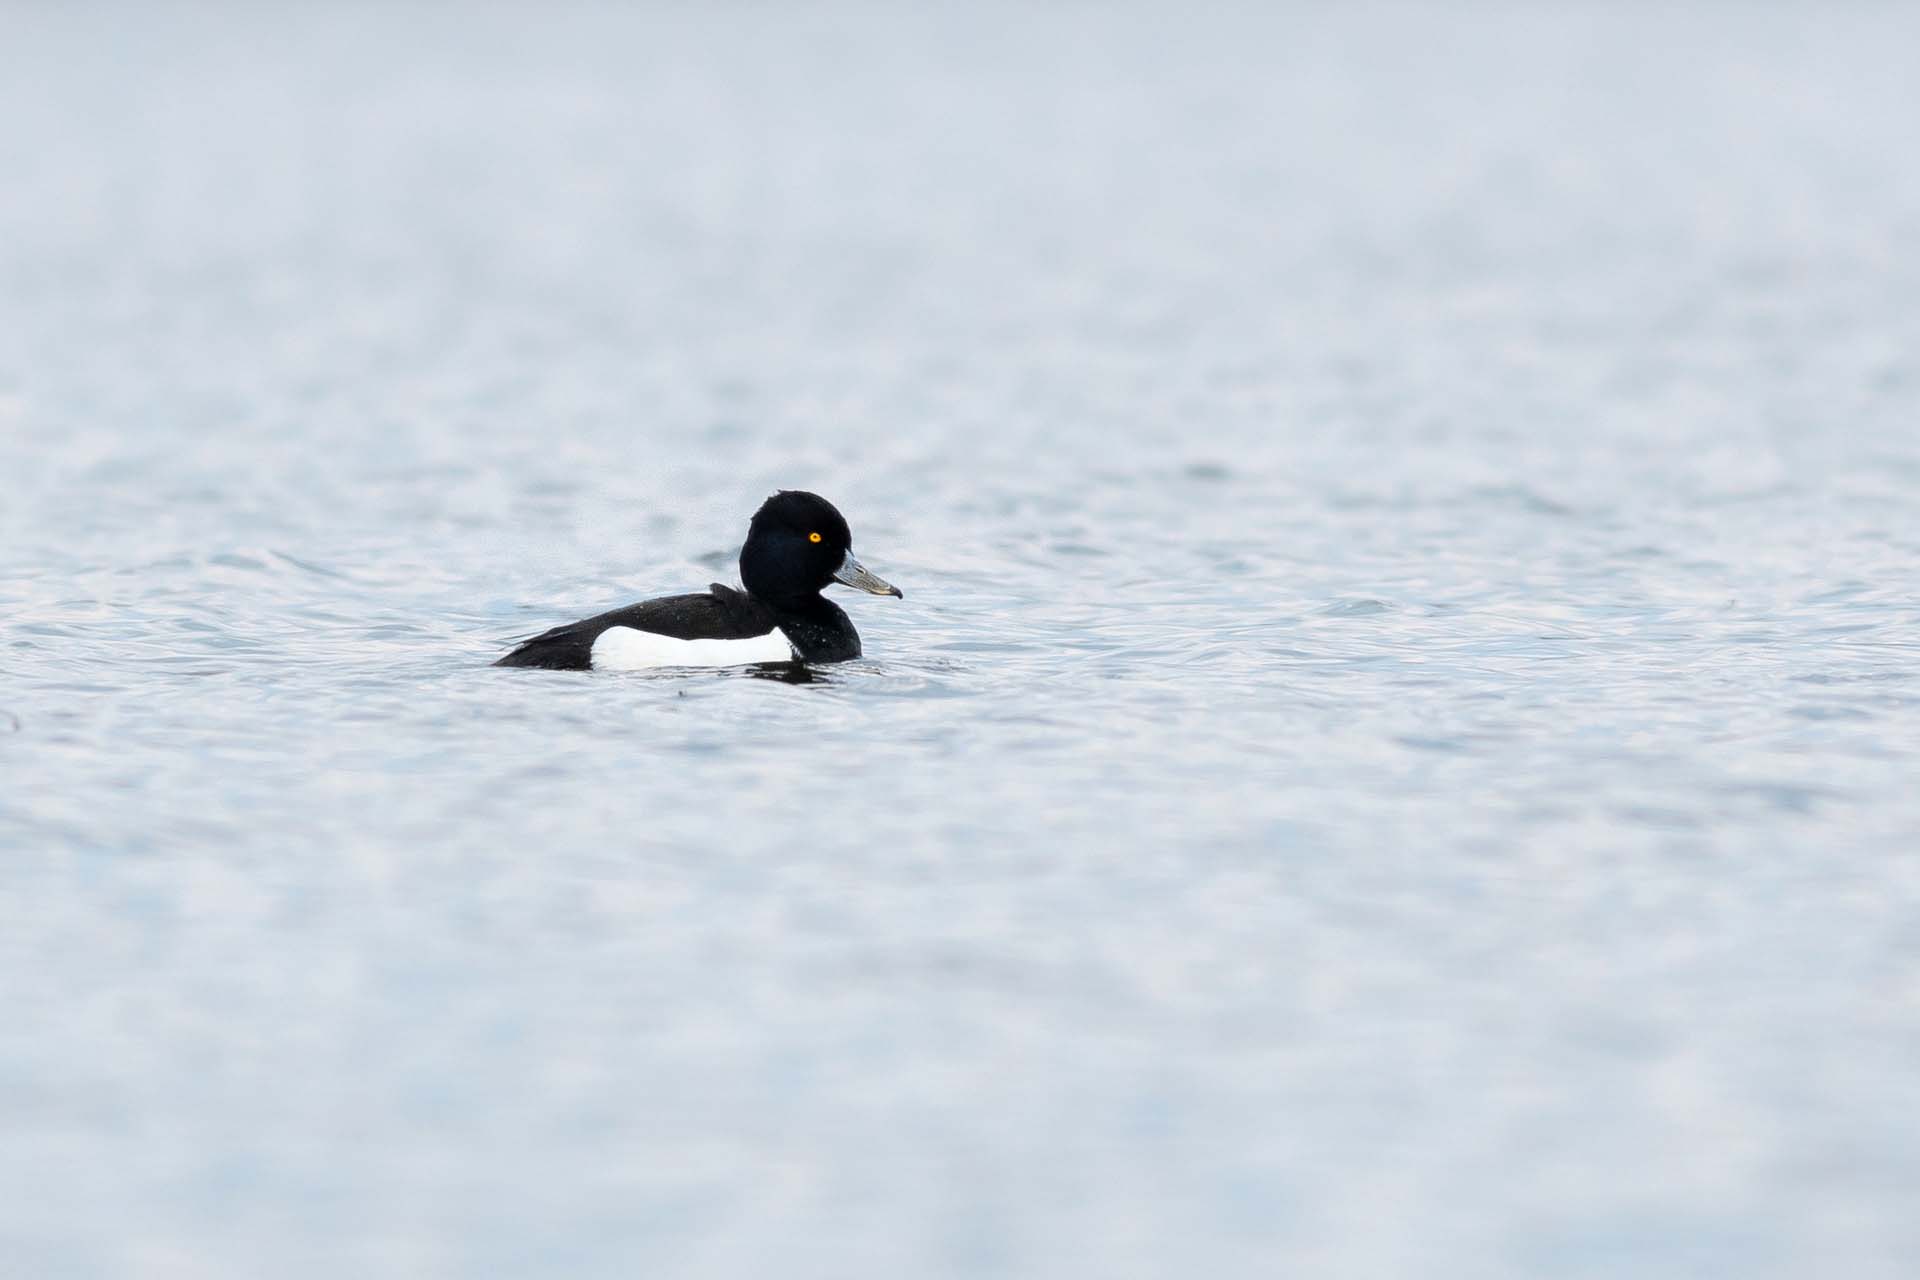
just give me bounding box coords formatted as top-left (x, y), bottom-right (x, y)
top-left (833, 551), bottom-right (902, 598)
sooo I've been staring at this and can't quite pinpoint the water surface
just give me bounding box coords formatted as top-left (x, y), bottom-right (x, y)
top-left (4, 3), bottom-right (1920, 1276)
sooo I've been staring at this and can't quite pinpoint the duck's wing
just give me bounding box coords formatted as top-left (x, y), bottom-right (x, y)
top-left (493, 586), bottom-right (777, 669)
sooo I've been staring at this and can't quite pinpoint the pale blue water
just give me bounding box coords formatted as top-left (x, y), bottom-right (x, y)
top-left (4, 3), bottom-right (1920, 1276)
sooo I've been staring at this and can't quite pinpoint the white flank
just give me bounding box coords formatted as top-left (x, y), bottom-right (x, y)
top-left (590, 626), bottom-right (794, 670)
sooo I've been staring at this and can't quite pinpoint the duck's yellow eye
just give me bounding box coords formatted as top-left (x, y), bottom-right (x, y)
top-left (808, 532), bottom-right (822, 543)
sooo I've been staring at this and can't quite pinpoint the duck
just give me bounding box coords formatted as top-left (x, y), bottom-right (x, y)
top-left (494, 490), bottom-right (902, 670)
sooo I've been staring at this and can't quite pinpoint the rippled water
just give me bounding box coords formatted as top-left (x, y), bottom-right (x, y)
top-left (5, 3), bottom-right (1920, 1275)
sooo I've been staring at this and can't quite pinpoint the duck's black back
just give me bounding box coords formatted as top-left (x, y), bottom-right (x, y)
top-left (494, 585), bottom-right (781, 669)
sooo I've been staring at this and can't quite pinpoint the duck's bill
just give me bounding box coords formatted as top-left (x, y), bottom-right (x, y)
top-left (833, 552), bottom-right (903, 598)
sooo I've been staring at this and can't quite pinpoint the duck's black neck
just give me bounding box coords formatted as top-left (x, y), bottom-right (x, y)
top-left (762, 593), bottom-right (859, 663)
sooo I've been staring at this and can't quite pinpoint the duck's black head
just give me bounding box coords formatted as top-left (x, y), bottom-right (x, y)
top-left (739, 490), bottom-right (902, 608)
